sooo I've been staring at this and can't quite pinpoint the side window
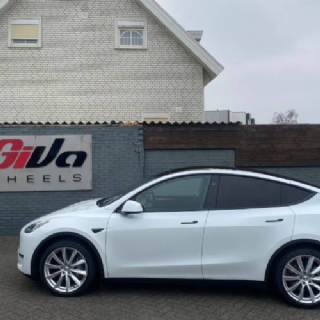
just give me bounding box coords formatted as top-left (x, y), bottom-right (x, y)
top-left (217, 175), bottom-right (281, 210)
top-left (135, 175), bottom-right (211, 212)
top-left (281, 184), bottom-right (315, 206)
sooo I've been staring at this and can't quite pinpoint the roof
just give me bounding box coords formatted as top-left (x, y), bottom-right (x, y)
top-left (138, 0), bottom-right (224, 81)
top-left (155, 167), bottom-right (320, 192)
top-left (0, 0), bottom-right (224, 83)
top-left (0, 121), bottom-right (240, 126)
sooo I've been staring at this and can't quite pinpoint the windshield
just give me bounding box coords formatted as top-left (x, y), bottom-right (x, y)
top-left (96, 177), bottom-right (155, 207)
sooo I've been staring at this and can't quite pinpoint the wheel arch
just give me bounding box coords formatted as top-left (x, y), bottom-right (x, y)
top-left (31, 232), bottom-right (105, 281)
top-left (265, 239), bottom-right (320, 283)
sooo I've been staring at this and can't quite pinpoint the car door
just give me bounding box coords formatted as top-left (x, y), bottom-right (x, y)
top-left (106, 174), bottom-right (212, 279)
top-left (202, 175), bottom-right (295, 281)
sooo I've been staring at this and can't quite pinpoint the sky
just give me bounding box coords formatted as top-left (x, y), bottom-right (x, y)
top-left (157, 0), bottom-right (320, 124)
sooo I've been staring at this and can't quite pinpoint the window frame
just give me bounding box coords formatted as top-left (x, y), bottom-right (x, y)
top-left (115, 19), bottom-right (147, 50)
top-left (8, 17), bottom-right (42, 48)
top-left (117, 174), bottom-right (213, 213)
top-left (204, 175), bottom-right (220, 210)
top-left (209, 174), bottom-right (316, 211)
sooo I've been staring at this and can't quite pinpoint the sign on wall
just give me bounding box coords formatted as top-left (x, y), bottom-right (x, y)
top-left (0, 135), bottom-right (92, 192)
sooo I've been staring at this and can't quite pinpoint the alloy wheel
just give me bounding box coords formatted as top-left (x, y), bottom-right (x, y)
top-left (44, 247), bottom-right (88, 293)
top-left (282, 255), bottom-right (320, 305)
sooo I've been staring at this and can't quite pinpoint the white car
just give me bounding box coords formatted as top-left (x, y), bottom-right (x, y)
top-left (18, 168), bottom-right (320, 307)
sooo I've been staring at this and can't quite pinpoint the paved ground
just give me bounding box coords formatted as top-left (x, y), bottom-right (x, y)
top-left (1, 236), bottom-right (320, 320)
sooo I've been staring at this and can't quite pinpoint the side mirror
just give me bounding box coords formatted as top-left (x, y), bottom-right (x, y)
top-left (121, 200), bottom-right (143, 214)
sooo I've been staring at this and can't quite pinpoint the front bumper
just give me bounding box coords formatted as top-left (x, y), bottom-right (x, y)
top-left (17, 228), bottom-right (47, 276)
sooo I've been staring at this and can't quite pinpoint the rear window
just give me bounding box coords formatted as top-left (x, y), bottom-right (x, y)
top-left (281, 185), bottom-right (316, 206)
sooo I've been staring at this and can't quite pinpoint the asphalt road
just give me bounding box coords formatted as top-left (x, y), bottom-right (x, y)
top-left (1, 235), bottom-right (320, 320)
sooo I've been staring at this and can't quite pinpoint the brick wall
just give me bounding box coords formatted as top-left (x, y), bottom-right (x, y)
top-left (144, 149), bottom-right (320, 188)
top-left (0, 125), bottom-right (144, 234)
top-left (144, 150), bottom-right (235, 177)
top-left (0, 0), bottom-right (204, 123)
top-left (253, 167), bottom-right (320, 188)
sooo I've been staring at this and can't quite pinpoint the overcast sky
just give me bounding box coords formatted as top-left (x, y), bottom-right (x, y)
top-left (157, 0), bottom-right (320, 124)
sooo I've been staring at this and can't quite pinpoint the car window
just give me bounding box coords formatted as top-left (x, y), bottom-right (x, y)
top-left (281, 184), bottom-right (315, 206)
top-left (97, 177), bottom-right (156, 207)
top-left (135, 175), bottom-right (211, 212)
top-left (216, 175), bottom-right (281, 210)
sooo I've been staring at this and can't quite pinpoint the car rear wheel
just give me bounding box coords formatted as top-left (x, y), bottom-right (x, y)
top-left (40, 240), bottom-right (96, 296)
top-left (275, 248), bottom-right (320, 308)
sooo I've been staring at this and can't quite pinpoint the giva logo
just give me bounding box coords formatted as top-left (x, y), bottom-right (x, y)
top-left (0, 139), bottom-right (88, 169)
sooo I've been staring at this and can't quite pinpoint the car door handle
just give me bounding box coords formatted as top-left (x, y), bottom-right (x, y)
top-left (266, 219), bottom-right (284, 223)
top-left (181, 221), bottom-right (198, 225)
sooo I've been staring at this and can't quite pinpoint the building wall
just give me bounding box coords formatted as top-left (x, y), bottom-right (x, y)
top-left (144, 151), bottom-right (320, 189)
top-left (205, 111), bottom-right (252, 125)
top-left (252, 167), bottom-right (320, 188)
top-left (1, 124), bottom-right (320, 235)
top-left (144, 150), bottom-right (235, 177)
top-left (0, 0), bottom-right (204, 123)
top-left (0, 125), bottom-right (144, 234)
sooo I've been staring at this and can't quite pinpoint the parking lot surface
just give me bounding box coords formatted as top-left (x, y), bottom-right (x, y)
top-left (1, 236), bottom-right (320, 320)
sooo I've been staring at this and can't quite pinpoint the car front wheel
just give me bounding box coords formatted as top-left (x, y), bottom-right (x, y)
top-left (275, 248), bottom-right (320, 308)
top-left (40, 240), bottom-right (96, 296)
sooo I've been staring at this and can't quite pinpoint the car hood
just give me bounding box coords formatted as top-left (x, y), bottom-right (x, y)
top-left (43, 199), bottom-right (101, 218)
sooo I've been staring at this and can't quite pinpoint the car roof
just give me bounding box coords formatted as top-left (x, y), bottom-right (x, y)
top-left (157, 167), bottom-right (320, 193)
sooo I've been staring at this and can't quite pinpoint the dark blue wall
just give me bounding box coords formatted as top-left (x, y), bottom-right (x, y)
top-left (0, 125), bottom-right (144, 234)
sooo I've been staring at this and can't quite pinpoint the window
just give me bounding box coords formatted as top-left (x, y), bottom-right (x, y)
top-left (281, 184), bottom-right (315, 206)
top-left (142, 112), bottom-right (170, 123)
top-left (120, 30), bottom-right (143, 46)
top-left (217, 175), bottom-right (282, 210)
top-left (115, 20), bottom-right (147, 49)
top-left (9, 18), bottom-right (41, 48)
top-left (134, 175), bottom-right (211, 212)
top-left (143, 118), bottom-right (169, 124)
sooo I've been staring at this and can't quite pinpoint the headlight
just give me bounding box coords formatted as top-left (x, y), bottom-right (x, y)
top-left (25, 220), bottom-right (49, 234)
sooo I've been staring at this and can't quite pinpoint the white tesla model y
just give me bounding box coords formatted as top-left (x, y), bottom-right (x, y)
top-left (18, 168), bottom-right (320, 307)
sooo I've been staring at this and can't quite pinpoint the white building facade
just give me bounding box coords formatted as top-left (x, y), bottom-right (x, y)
top-left (0, 0), bottom-right (223, 123)
top-left (205, 110), bottom-right (255, 125)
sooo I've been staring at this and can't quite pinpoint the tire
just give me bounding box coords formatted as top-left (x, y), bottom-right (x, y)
top-left (39, 240), bottom-right (97, 297)
top-left (274, 248), bottom-right (320, 308)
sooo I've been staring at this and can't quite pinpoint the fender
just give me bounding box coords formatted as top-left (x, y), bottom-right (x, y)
top-left (31, 232), bottom-right (105, 280)
top-left (265, 239), bottom-right (320, 282)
